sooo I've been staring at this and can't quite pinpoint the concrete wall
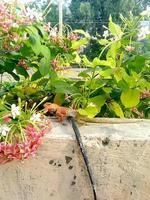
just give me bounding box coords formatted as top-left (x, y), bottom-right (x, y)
top-left (0, 119), bottom-right (150, 200)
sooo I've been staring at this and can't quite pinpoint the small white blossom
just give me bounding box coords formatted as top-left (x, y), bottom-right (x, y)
top-left (11, 104), bottom-right (20, 119)
top-left (125, 45), bottom-right (135, 52)
top-left (12, 23), bottom-right (19, 28)
top-left (25, 7), bottom-right (43, 21)
top-left (103, 30), bottom-right (109, 39)
top-left (30, 113), bottom-right (41, 122)
top-left (141, 6), bottom-right (150, 17)
top-left (0, 124), bottom-right (10, 136)
top-left (50, 27), bottom-right (58, 37)
top-left (138, 26), bottom-right (150, 40)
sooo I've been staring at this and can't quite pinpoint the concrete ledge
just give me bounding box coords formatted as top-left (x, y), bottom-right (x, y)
top-left (0, 119), bottom-right (150, 200)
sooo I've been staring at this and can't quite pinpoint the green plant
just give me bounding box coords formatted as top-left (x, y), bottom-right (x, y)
top-left (0, 2), bottom-right (88, 81)
top-left (72, 11), bottom-right (150, 119)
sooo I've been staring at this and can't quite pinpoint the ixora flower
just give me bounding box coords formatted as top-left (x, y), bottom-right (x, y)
top-left (0, 124), bottom-right (10, 136)
top-left (141, 6), bottom-right (150, 17)
top-left (30, 113), bottom-right (41, 122)
top-left (11, 104), bottom-right (20, 119)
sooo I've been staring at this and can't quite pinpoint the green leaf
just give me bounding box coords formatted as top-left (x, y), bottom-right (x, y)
top-left (39, 57), bottom-right (50, 76)
top-left (89, 95), bottom-right (106, 110)
top-left (82, 55), bottom-right (93, 67)
top-left (4, 61), bottom-right (15, 72)
top-left (109, 16), bottom-right (123, 38)
top-left (73, 52), bottom-right (81, 64)
top-left (29, 35), bottom-right (41, 55)
top-left (99, 39), bottom-right (109, 46)
top-left (15, 66), bottom-right (29, 78)
top-left (108, 101), bottom-right (124, 118)
top-left (78, 103), bottom-right (98, 118)
top-left (40, 45), bottom-right (51, 60)
top-left (93, 58), bottom-right (114, 68)
top-left (73, 30), bottom-right (91, 39)
top-left (103, 87), bottom-right (112, 93)
top-left (71, 38), bottom-right (88, 49)
top-left (99, 69), bottom-right (113, 77)
top-left (54, 93), bottom-right (65, 105)
top-left (114, 68), bottom-right (123, 82)
top-left (121, 89), bottom-right (140, 108)
top-left (10, 72), bottom-right (20, 81)
top-left (27, 26), bottom-right (41, 55)
top-left (107, 41), bottom-right (121, 62)
top-left (31, 70), bottom-right (42, 81)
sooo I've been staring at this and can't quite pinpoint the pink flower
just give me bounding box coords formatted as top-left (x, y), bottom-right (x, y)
top-left (0, 119), bottom-right (52, 164)
top-left (3, 116), bottom-right (12, 123)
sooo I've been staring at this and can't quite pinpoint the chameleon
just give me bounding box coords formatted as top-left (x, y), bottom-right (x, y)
top-left (43, 103), bottom-right (145, 124)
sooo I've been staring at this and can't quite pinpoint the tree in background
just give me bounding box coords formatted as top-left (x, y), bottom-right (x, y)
top-left (30, 0), bottom-right (149, 35)
top-left (68, 0), bottom-right (149, 34)
top-left (30, 0), bottom-right (149, 59)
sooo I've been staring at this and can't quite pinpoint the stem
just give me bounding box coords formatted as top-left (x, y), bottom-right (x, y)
top-left (99, 42), bottom-right (113, 59)
top-left (32, 97), bottom-right (48, 112)
top-left (43, 0), bottom-right (52, 18)
top-left (18, 123), bottom-right (26, 142)
top-left (0, 74), bottom-right (3, 84)
top-left (85, 67), bottom-right (97, 106)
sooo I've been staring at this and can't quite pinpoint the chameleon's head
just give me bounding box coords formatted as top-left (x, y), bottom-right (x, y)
top-left (44, 103), bottom-right (59, 115)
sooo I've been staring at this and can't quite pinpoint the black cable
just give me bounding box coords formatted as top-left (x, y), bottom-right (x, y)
top-left (68, 116), bottom-right (97, 200)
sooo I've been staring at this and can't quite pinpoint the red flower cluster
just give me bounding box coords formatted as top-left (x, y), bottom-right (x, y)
top-left (68, 33), bottom-right (79, 41)
top-left (140, 89), bottom-right (150, 99)
top-left (18, 59), bottom-right (30, 70)
top-left (0, 3), bottom-right (14, 33)
top-left (0, 121), bottom-right (52, 164)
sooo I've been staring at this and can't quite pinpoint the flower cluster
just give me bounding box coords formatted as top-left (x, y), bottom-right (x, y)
top-left (141, 6), bottom-right (150, 17)
top-left (0, 3), bottom-right (14, 33)
top-left (140, 89), bottom-right (150, 99)
top-left (68, 33), bottom-right (79, 41)
top-left (0, 2), bottom-right (43, 52)
top-left (18, 59), bottom-right (30, 70)
top-left (0, 122), bottom-right (52, 164)
top-left (0, 99), bottom-right (52, 164)
top-left (0, 3), bottom-right (32, 34)
top-left (138, 26), bottom-right (150, 41)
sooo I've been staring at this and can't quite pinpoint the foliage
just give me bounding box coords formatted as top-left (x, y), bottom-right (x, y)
top-left (0, 2), bottom-right (150, 120)
top-left (35, 0), bottom-right (149, 59)
top-left (0, 2), bottom-right (87, 81)
top-left (69, 12), bottom-right (150, 119)
top-left (38, 0), bottom-right (149, 35)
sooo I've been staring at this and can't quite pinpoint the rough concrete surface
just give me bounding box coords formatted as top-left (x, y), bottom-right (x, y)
top-left (80, 120), bottom-right (150, 200)
top-left (0, 119), bottom-right (150, 200)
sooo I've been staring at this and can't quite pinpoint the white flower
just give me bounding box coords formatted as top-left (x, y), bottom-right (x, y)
top-left (50, 27), bottom-right (58, 37)
top-left (125, 45), bottom-right (135, 52)
top-left (25, 7), bottom-right (43, 21)
top-left (12, 23), bottom-right (19, 28)
top-left (141, 6), bottom-right (150, 17)
top-left (138, 26), bottom-right (150, 40)
top-left (30, 113), bottom-right (41, 122)
top-left (11, 104), bottom-right (20, 119)
top-left (103, 30), bottom-right (109, 39)
top-left (0, 124), bottom-right (10, 137)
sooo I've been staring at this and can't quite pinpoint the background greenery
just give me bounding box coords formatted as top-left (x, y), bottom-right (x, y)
top-left (30, 0), bottom-right (149, 59)
top-left (31, 0), bottom-right (149, 34)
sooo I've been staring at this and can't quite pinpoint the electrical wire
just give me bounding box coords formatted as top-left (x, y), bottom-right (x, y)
top-left (68, 116), bottom-right (97, 200)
